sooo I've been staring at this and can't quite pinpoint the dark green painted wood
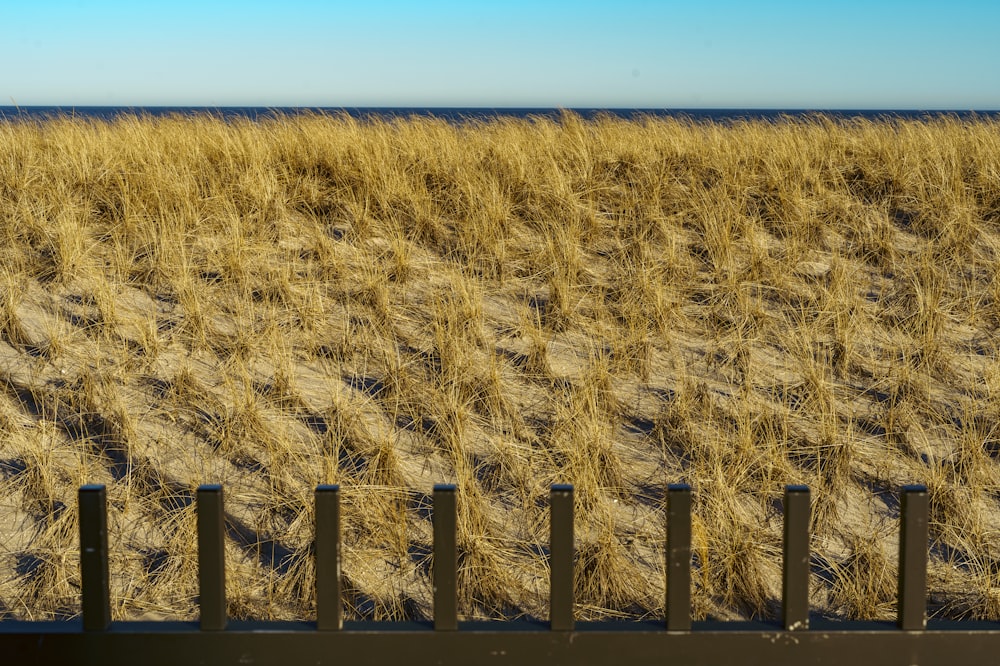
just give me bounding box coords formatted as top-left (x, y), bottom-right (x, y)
top-left (898, 485), bottom-right (928, 631)
top-left (197, 485), bottom-right (226, 631)
top-left (667, 484), bottom-right (691, 631)
top-left (1, 620), bottom-right (997, 666)
top-left (782, 485), bottom-right (810, 631)
top-left (434, 485), bottom-right (457, 631)
top-left (2, 483), bottom-right (997, 665)
top-left (550, 485), bottom-right (574, 631)
top-left (79, 485), bottom-right (110, 632)
top-left (315, 485), bottom-right (341, 631)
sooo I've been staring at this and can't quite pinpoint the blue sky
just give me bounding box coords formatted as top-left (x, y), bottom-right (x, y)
top-left (4, 0), bottom-right (999, 108)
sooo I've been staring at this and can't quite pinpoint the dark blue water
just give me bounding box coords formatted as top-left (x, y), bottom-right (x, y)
top-left (2, 106), bottom-right (998, 124)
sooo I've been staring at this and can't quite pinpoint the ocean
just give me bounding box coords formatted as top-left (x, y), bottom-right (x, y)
top-left (1, 106), bottom-right (998, 124)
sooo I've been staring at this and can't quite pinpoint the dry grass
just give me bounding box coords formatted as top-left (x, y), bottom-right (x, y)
top-left (0, 110), bottom-right (998, 623)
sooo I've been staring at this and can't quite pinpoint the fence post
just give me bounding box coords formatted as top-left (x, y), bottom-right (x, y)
top-left (433, 484), bottom-right (458, 631)
top-left (666, 484), bottom-right (691, 631)
top-left (782, 485), bottom-right (810, 631)
top-left (316, 485), bottom-right (341, 631)
top-left (898, 485), bottom-right (928, 631)
top-left (550, 484), bottom-right (574, 631)
top-left (79, 485), bottom-right (110, 631)
top-left (197, 485), bottom-right (226, 631)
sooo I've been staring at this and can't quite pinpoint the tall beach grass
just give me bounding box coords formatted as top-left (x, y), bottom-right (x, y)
top-left (0, 110), bottom-right (997, 622)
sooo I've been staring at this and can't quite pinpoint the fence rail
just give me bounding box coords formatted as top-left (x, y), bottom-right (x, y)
top-left (1, 483), bottom-right (997, 665)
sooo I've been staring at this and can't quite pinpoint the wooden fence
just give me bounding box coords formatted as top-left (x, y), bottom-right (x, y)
top-left (0, 483), bottom-right (997, 665)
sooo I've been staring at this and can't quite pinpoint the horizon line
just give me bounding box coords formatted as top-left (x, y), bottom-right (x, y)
top-left (3, 105), bottom-right (999, 111)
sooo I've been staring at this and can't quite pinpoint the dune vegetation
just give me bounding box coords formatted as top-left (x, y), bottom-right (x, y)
top-left (0, 110), bottom-right (997, 623)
